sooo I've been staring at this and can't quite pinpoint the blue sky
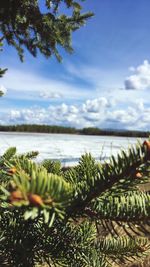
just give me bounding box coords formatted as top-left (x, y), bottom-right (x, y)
top-left (1, 0), bottom-right (150, 130)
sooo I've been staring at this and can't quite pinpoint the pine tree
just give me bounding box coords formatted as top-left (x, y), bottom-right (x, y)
top-left (1, 140), bottom-right (150, 266)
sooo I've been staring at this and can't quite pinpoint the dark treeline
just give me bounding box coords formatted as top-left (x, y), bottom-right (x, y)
top-left (0, 124), bottom-right (77, 134)
top-left (0, 125), bottom-right (149, 137)
top-left (80, 127), bottom-right (150, 137)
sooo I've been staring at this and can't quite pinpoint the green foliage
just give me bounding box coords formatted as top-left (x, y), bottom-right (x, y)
top-left (0, 40), bottom-right (8, 79)
top-left (3, 147), bottom-right (17, 161)
top-left (0, 68), bottom-right (7, 78)
top-left (20, 150), bottom-right (39, 160)
top-left (0, 0), bottom-right (93, 64)
top-left (0, 0), bottom-right (93, 81)
top-left (42, 159), bottom-right (62, 175)
top-left (92, 191), bottom-right (150, 221)
top-left (96, 236), bottom-right (150, 266)
top-left (66, 142), bottom-right (150, 214)
top-left (1, 140), bottom-right (150, 266)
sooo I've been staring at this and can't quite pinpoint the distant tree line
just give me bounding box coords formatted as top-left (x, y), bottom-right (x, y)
top-left (0, 125), bottom-right (149, 137)
top-left (0, 124), bottom-right (77, 134)
top-left (80, 127), bottom-right (150, 137)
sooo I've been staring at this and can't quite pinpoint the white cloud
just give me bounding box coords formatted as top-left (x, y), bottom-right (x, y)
top-left (108, 108), bottom-right (138, 125)
top-left (1, 60), bottom-right (150, 131)
top-left (1, 68), bottom-right (93, 100)
top-left (39, 91), bottom-right (63, 99)
top-left (133, 99), bottom-right (144, 111)
top-left (82, 97), bottom-right (111, 113)
top-left (1, 97), bottom-right (150, 131)
top-left (125, 60), bottom-right (150, 90)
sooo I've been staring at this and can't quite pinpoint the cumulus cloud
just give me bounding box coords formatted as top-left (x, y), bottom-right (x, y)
top-left (125, 60), bottom-right (150, 90)
top-left (0, 97), bottom-right (109, 127)
top-left (82, 97), bottom-right (112, 113)
top-left (108, 108), bottom-right (138, 126)
top-left (1, 97), bottom-right (150, 131)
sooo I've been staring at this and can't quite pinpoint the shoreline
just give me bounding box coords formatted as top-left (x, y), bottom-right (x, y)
top-left (0, 124), bottom-right (149, 138)
top-left (0, 130), bottom-right (148, 138)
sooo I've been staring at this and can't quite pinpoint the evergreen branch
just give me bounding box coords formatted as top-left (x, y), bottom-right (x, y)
top-left (89, 192), bottom-right (150, 222)
top-left (0, 216), bottom-right (97, 267)
top-left (42, 158), bottom-right (62, 176)
top-left (100, 167), bottom-right (150, 197)
top-left (0, 68), bottom-right (7, 78)
top-left (69, 141), bottom-right (150, 214)
top-left (2, 147), bottom-right (17, 161)
top-left (1, 142), bottom-right (150, 266)
top-left (1, 157), bottom-right (73, 225)
top-left (19, 150), bottom-right (39, 160)
top-left (0, 1), bottom-right (94, 62)
top-left (96, 236), bottom-right (150, 266)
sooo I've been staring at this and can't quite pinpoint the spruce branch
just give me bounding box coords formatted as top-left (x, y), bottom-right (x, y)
top-left (68, 141), bottom-right (150, 214)
top-left (0, 0), bottom-right (94, 63)
top-left (1, 141), bottom-right (150, 266)
top-left (1, 156), bottom-right (73, 224)
top-left (91, 192), bottom-right (150, 222)
top-left (96, 236), bottom-right (150, 267)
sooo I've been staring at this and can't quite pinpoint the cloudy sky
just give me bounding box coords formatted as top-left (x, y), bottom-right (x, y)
top-left (1, 0), bottom-right (150, 130)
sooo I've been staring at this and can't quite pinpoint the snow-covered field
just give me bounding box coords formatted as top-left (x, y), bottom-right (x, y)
top-left (0, 132), bottom-right (144, 166)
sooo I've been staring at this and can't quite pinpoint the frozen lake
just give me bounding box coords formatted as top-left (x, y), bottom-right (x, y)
top-left (0, 132), bottom-right (144, 166)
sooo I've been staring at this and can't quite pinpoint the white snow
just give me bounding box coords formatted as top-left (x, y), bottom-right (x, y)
top-left (0, 132), bottom-right (143, 166)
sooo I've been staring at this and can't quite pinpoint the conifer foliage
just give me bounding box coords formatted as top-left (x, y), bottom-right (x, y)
top-left (0, 0), bottom-right (93, 95)
top-left (1, 140), bottom-right (150, 266)
top-left (0, 0), bottom-right (93, 76)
